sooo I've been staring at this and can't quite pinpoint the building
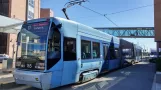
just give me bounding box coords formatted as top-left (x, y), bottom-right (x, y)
top-left (0, 0), bottom-right (40, 58)
top-left (154, 0), bottom-right (161, 56)
top-left (40, 8), bottom-right (54, 18)
top-left (0, 0), bottom-right (40, 21)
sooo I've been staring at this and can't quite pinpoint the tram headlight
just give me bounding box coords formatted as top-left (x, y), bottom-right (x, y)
top-left (35, 78), bottom-right (39, 81)
top-left (35, 63), bottom-right (45, 70)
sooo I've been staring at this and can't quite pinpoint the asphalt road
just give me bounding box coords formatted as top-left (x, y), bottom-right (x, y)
top-left (0, 62), bottom-right (155, 90)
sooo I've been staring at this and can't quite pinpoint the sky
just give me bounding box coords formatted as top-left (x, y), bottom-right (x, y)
top-left (41, 0), bottom-right (155, 51)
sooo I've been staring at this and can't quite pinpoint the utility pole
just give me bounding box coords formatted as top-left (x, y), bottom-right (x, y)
top-left (62, 0), bottom-right (88, 20)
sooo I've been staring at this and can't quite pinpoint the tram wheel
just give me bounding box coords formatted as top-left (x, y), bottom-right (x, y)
top-left (132, 61), bottom-right (135, 65)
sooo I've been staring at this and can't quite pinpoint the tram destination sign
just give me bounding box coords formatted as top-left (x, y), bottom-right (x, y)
top-left (26, 22), bottom-right (49, 36)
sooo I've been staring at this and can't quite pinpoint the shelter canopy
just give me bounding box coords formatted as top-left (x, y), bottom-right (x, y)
top-left (0, 15), bottom-right (23, 34)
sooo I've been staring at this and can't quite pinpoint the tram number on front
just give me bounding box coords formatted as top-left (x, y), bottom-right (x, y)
top-left (27, 64), bottom-right (32, 68)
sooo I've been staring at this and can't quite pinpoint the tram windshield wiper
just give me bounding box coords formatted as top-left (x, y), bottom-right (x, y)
top-left (20, 55), bottom-right (41, 63)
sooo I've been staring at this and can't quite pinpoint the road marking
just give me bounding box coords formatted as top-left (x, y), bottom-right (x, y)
top-left (84, 85), bottom-right (97, 90)
top-left (97, 81), bottom-right (108, 88)
top-left (104, 77), bottom-right (126, 90)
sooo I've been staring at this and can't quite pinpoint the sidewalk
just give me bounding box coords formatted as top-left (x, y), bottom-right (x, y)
top-left (0, 62), bottom-right (156, 90)
top-left (152, 72), bottom-right (161, 90)
top-left (0, 63), bottom-right (14, 84)
top-left (56, 62), bottom-right (155, 90)
top-left (0, 70), bottom-right (14, 84)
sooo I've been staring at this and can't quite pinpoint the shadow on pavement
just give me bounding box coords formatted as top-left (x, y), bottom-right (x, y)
top-left (52, 62), bottom-right (155, 90)
top-left (0, 82), bottom-right (40, 90)
top-left (0, 82), bottom-right (23, 90)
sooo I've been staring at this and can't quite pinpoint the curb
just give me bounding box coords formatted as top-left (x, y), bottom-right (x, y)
top-left (151, 72), bottom-right (161, 90)
top-left (0, 74), bottom-right (13, 79)
top-left (151, 74), bottom-right (156, 90)
top-left (0, 74), bottom-right (14, 85)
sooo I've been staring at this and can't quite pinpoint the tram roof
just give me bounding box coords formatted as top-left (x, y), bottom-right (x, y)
top-left (55, 17), bottom-right (120, 44)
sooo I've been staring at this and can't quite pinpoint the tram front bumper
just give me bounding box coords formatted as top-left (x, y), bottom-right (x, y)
top-left (13, 70), bottom-right (52, 90)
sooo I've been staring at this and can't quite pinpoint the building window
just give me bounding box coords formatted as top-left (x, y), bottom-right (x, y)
top-left (0, 33), bottom-right (7, 54)
top-left (92, 42), bottom-right (100, 58)
top-left (64, 37), bottom-right (76, 61)
top-left (28, 0), bottom-right (34, 7)
top-left (0, 0), bottom-right (9, 17)
top-left (28, 11), bottom-right (34, 19)
top-left (81, 40), bottom-right (91, 59)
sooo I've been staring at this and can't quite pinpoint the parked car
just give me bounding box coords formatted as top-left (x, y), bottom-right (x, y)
top-left (150, 55), bottom-right (157, 59)
top-left (0, 54), bottom-right (9, 63)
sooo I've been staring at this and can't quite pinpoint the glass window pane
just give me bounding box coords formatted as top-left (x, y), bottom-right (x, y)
top-left (16, 21), bottom-right (49, 70)
top-left (103, 45), bottom-right (108, 60)
top-left (0, 0), bottom-right (9, 17)
top-left (109, 46), bottom-right (115, 59)
top-left (0, 33), bottom-right (7, 54)
top-left (115, 48), bottom-right (119, 59)
top-left (47, 26), bottom-right (61, 70)
top-left (81, 40), bottom-right (91, 59)
top-left (47, 29), bottom-right (61, 59)
top-left (93, 42), bottom-right (100, 58)
top-left (64, 37), bottom-right (76, 61)
top-left (123, 49), bottom-right (133, 59)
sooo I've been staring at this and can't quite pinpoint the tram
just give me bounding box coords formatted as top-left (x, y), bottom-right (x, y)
top-left (120, 39), bottom-right (142, 66)
top-left (13, 17), bottom-right (142, 90)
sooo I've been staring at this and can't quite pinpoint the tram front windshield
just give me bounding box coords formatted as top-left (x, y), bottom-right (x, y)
top-left (16, 22), bottom-right (49, 70)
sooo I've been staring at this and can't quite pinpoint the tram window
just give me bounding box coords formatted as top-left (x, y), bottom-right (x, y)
top-left (109, 46), bottom-right (115, 59)
top-left (92, 42), bottom-right (100, 58)
top-left (47, 27), bottom-right (61, 70)
top-left (103, 45), bottom-right (108, 60)
top-left (81, 40), bottom-right (91, 59)
top-left (122, 49), bottom-right (133, 58)
top-left (115, 48), bottom-right (119, 59)
top-left (64, 37), bottom-right (76, 61)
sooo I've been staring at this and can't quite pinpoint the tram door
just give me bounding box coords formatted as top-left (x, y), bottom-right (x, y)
top-left (61, 37), bottom-right (77, 85)
top-left (102, 43), bottom-right (109, 72)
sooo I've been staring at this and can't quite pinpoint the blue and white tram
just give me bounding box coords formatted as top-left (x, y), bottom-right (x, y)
top-left (13, 17), bottom-right (131, 89)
